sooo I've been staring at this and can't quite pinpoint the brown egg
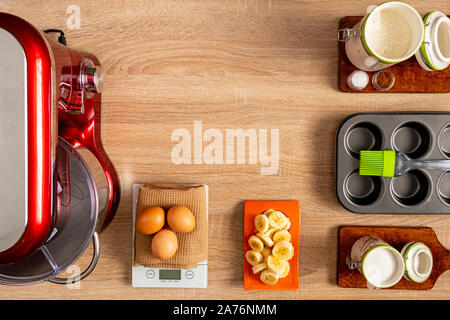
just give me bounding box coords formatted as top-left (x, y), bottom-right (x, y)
top-left (167, 205), bottom-right (196, 233)
top-left (136, 206), bottom-right (165, 235)
top-left (151, 229), bottom-right (178, 260)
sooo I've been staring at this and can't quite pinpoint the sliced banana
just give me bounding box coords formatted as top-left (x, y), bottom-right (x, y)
top-left (264, 228), bottom-right (277, 239)
top-left (260, 270), bottom-right (279, 285)
top-left (279, 260), bottom-right (290, 278)
top-left (245, 250), bottom-right (263, 266)
top-left (272, 240), bottom-right (294, 260)
top-left (261, 247), bottom-right (272, 261)
top-left (256, 232), bottom-right (274, 247)
top-left (254, 214), bottom-right (269, 233)
top-left (252, 262), bottom-right (267, 274)
top-left (262, 209), bottom-right (275, 216)
top-left (267, 255), bottom-right (285, 276)
top-left (248, 209), bottom-right (295, 284)
top-left (248, 235), bottom-right (264, 252)
top-left (268, 211), bottom-right (288, 229)
top-left (282, 219), bottom-right (291, 231)
top-left (273, 230), bottom-right (291, 243)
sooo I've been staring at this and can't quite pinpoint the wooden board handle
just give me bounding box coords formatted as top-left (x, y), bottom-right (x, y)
top-left (442, 248), bottom-right (450, 271)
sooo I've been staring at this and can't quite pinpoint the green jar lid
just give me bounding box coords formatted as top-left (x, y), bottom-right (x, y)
top-left (416, 11), bottom-right (450, 71)
top-left (401, 242), bottom-right (433, 283)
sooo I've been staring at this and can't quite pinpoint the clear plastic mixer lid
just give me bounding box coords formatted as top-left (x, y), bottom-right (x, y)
top-left (0, 138), bottom-right (98, 285)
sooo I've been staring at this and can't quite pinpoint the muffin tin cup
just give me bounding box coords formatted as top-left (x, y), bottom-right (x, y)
top-left (390, 170), bottom-right (432, 207)
top-left (437, 171), bottom-right (450, 206)
top-left (345, 122), bottom-right (383, 158)
top-left (336, 112), bottom-right (450, 214)
top-left (391, 122), bottom-right (432, 159)
top-left (344, 170), bottom-right (383, 206)
top-left (438, 123), bottom-right (450, 158)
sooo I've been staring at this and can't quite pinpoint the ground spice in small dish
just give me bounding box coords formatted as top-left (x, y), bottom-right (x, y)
top-left (372, 69), bottom-right (395, 91)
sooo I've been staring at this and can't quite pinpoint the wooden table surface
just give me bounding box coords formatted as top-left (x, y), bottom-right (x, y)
top-left (0, 0), bottom-right (449, 300)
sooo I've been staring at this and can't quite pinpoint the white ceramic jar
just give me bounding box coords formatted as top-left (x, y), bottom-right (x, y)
top-left (349, 236), bottom-right (405, 288)
top-left (338, 2), bottom-right (424, 71)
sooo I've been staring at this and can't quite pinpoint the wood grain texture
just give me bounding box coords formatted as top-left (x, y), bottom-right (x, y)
top-left (339, 16), bottom-right (450, 93)
top-left (0, 0), bottom-right (449, 300)
top-left (337, 226), bottom-right (450, 290)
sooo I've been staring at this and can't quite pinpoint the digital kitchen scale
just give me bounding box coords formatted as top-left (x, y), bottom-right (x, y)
top-left (131, 184), bottom-right (208, 288)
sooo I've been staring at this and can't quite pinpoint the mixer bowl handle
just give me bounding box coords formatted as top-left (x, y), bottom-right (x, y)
top-left (47, 232), bottom-right (100, 284)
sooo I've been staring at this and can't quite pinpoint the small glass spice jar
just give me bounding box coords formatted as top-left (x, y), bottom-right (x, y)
top-left (372, 69), bottom-right (395, 91)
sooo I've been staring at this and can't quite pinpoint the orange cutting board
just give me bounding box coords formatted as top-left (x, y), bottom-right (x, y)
top-left (243, 200), bottom-right (300, 290)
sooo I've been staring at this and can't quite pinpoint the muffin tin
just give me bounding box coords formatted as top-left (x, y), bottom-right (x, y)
top-left (336, 112), bottom-right (450, 214)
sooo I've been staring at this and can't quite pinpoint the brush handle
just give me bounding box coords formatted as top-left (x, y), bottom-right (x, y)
top-left (409, 159), bottom-right (450, 172)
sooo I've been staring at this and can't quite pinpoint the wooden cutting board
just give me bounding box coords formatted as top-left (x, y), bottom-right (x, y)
top-left (337, 226), bottom-right (450, 290)
top-left (338, 16), bottom-right (450, 93)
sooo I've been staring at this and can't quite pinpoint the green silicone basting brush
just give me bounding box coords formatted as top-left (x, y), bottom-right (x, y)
top-left (359, 150), bottom-right (450, 177)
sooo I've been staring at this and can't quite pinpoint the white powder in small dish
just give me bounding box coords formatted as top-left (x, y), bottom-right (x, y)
top-left (365, 10), bottom-right (412, 60)
top-left (347, 70), bottom-right (369, 90)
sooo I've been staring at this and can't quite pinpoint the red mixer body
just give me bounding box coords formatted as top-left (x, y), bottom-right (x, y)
top-left (0, 13), bottom-right (54, 265)
top-left (52, 40), bottom-right (120, 232)
top-left (0, 13), bottom-right (119, 265)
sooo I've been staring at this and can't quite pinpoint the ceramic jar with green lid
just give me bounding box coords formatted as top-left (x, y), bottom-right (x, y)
top-left (339, 2), bottom-right (450, 72)
top-left (348, 236), bottom-right (405, 288)
top-left (348, 237), bottom-right (434, 288)
top-left (338, 2), bottom-right (425, 71)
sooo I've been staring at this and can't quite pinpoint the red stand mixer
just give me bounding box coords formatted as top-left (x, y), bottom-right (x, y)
top-left (0, 13), bottom-right (120, 284)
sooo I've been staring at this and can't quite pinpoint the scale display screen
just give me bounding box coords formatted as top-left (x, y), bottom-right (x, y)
top-left (159, 269), bottom-right (181, 280)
